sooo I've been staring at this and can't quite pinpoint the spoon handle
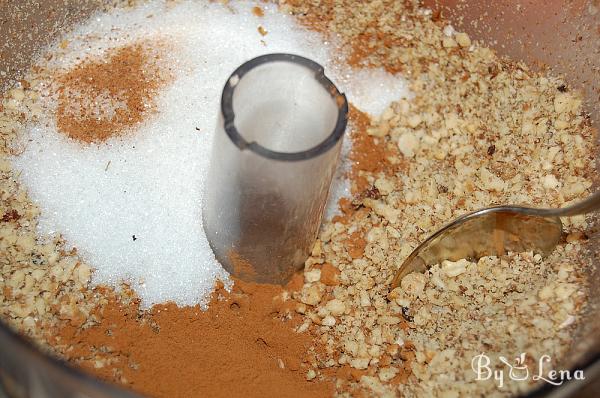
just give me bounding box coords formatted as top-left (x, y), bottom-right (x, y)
top-left (536, 190), bottom-right (600, 218)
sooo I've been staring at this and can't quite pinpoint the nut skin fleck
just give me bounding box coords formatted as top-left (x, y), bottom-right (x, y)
top-left (1, 209), bottom-right (21, 222)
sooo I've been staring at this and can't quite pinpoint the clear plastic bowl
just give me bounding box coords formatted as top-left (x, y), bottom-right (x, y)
top-left (1, 0), bottom-right (598, 397)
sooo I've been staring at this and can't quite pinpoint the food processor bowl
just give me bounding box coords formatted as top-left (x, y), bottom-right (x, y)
top-left (1, 0), bottom-right (598, 397)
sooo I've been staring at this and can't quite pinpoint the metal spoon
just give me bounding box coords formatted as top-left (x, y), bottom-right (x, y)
top-left (390, 190), bottom-right (600, 288)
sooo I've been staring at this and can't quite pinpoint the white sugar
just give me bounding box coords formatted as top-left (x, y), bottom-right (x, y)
top-left (339, 67), bottom-right (412, 117)
top-left (12, 0), bottom-right (410, 307)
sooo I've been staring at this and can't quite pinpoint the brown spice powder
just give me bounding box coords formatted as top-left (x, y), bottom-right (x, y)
top-left (54, 279), bottom-right (334, 398)
top-left (55, 42), bottom-right (169, 143)
top-left (348, 32), bottom-right (409, 74)
top-left (345, 231), bottom-right (367, 259)
top-left (252, 6), bottom-right (264, 17)
top-left (348, 105), bottom-right (404, 194)
top-left (228, 249), bottom-right (259, 281)
top-left (319, 263), bottom-right (341, 286)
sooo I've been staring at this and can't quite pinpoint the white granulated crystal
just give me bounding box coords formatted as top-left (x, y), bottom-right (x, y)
top-left (443, 24), bottom-right (455, 37)
top-left (337, 67), bottom-right (411, 117)
top-left (12, 0), bottom-right (411, 307)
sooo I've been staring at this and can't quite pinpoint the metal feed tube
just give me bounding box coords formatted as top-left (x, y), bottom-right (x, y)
top-left (203, 53), bottom-right (348, 284)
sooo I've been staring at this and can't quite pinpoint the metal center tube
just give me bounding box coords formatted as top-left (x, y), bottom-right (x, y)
top-left (203, 53), bottom-right (348, 284)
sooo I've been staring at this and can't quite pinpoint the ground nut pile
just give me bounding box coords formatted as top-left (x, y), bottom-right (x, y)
top-left (0, 78), bottom-right (101, 344)
top-left (284, 0), bottom-right (596, 396)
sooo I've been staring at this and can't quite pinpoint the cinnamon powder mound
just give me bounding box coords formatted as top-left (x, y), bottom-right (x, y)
top-left (348, 105), bottom-right (405, 195)
top-left (348, 105), bottom-right (386, 189)
top-left (329, 104), bottom-right (407, 227)
top-left (54, 279), bottom-right (334, 398)
top-left (252, 6), bottom-right (265, 17)
top-left (55, 42), bottom-right (169, 143)
top-left (228, 249), bottom-right (259, 281)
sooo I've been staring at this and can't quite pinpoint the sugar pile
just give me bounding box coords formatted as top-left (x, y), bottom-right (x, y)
top-left (12, 0), bottom-right (410, 307)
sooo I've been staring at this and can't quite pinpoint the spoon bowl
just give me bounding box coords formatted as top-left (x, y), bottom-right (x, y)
top-left (391, 190), bottom-right (600, 288)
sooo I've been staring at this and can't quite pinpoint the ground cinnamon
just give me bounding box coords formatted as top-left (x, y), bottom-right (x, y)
top-left (55, 41), bottom-right (168, 143)
top-left (348, 105), bottom-right (404, 194)
top-left (228, 249), bottom-right (259, 281)
top-left (330, 105), bottom-right (404, 226)
top-left (54, 279), bottom-right (334, 398)
top-left (345, 230), bottom-right (367, 259)
top-left (252, 6), bottom-right (265, 17)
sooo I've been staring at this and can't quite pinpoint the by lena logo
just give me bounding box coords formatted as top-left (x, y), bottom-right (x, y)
top-left (471, 353), bottom-right (585, 388)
